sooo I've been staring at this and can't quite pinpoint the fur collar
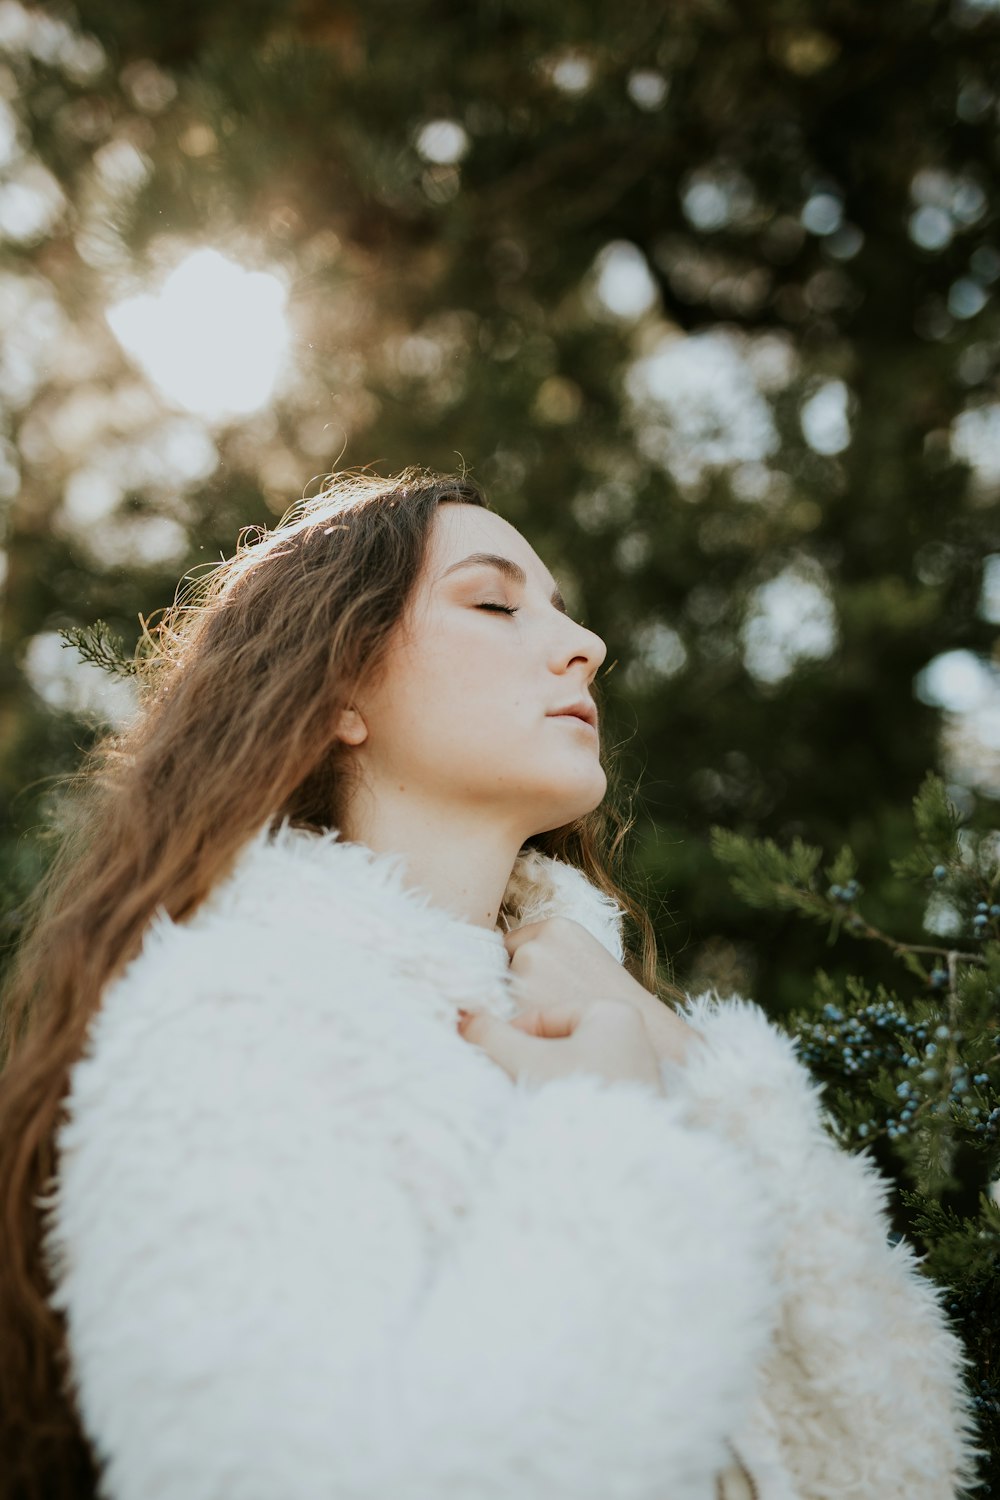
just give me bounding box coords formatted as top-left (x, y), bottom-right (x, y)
top-left (187, 818), bottom-right (630, 1026)
top-left (258, 819), bottom-right (627, 959)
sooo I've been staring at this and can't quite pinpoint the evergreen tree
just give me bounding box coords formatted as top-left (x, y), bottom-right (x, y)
top-left (1, 0), bottom-right (999, 1476)
top-left (712, 770), bottom-right (1000, 1477)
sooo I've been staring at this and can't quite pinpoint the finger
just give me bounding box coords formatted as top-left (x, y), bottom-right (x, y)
top-left (507, 1003), bottom-right (580, 1039)
top-left (501, 921), bottom-right (545, 957)
top-left (457, 1010), bottom-right (533, 1079)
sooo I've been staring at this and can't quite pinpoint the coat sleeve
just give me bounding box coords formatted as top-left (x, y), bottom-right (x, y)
top-left (41, 918), bottom-right (786, 1500)
top-left (660, 989), bottom-right (987, 1500)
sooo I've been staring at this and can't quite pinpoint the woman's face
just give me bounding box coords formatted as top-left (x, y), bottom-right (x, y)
top-left (341, 502), bottom-right (609, 840)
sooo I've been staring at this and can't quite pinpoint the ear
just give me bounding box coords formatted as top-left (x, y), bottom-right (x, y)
top-left (333, 705), bottom-right (368, 746)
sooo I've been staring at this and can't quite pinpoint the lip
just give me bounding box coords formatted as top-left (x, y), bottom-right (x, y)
top-left (547, 700), bottom-right (599, 731)
top-left (551, 715), bottom-right (598, 734)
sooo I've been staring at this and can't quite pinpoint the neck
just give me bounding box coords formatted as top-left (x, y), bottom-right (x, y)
top-left (335, 791), bottom-right (527, 931)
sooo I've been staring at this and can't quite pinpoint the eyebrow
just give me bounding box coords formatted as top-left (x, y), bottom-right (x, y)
top-left (440, 552), bottom-right (568, 614)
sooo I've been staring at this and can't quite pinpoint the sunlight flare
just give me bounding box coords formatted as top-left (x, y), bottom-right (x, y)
top-left (106, 248), bottom-right (290, 419)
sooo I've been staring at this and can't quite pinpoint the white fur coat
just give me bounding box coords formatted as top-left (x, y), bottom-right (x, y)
top-left (41, 822), bottom-right (984, 1500)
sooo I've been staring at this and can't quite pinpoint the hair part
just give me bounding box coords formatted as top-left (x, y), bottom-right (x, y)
top-left (0, 464), bottom-right (681, 1496)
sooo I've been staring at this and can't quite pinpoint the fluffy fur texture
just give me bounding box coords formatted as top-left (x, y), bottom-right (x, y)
top-left (40, 823), bottom-right (984, 1500)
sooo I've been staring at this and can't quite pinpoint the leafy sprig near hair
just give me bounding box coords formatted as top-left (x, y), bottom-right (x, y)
top-left (57, 620), bottom-right (137, 679)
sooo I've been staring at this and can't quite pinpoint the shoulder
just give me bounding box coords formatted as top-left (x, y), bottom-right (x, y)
top-left (77, 824), bottom-right (399, 1072)
top-left (503, 847), bottom-right (627, 963)
top-left (146, 819), bottom-right (389, 965)
top-left (51, 826), bottom-right (410, 1214)
top-left (193, 820), bottom-right (375, 931)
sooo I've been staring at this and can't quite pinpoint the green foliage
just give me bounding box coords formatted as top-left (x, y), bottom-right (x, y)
top-left (712, 772), bottom-right (1000, 1472)
top-left (824, 843), bottom-right (858, 890)
top-left (892, 771), bottom-right (965, 881)
top-left (2, 0), bottom-right (1000, 1478)
top-left (708, 825), bottom-right (865, 947)
top-left (707, 828), bottom-right (824, 909)
top-left (58, 621), bottom-right (136, 679)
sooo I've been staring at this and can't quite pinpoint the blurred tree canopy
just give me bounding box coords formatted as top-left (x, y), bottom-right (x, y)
top-left (1, 0), bottom-right (999, 1020)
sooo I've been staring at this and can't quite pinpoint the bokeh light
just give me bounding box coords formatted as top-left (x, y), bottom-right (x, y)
top-left (106, 248), bottom-right (291, 420)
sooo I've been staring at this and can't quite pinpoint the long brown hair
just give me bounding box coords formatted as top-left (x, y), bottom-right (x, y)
top-left (0, 465), bottom-right (684, 1498)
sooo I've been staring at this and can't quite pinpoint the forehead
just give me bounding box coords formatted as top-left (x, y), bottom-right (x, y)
top-left (426, 503), bottom-right (557, 592)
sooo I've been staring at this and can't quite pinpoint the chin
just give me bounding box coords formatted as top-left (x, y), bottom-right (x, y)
top-left (533, 772), bottom-right (607, 830)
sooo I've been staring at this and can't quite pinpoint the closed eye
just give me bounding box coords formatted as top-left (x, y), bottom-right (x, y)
top-left (477, 602), bottom-right (519, 616)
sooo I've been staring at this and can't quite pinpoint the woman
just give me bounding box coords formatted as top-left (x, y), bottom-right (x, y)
top-left (0, 467), bottom-right (983, 1500)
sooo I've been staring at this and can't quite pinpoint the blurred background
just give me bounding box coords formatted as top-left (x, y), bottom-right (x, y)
top-left (1, 0), bottom-right (999, 1013)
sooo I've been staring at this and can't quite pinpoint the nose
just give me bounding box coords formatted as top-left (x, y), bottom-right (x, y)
top-left (551, 615), bottom-right (607, 682)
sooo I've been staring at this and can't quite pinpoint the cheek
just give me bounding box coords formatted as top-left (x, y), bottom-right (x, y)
top-left (432, 621), bottom-right (519, 695)
top-left (382, 616), bottom-right (532, 743)
top-left (379, 648), bottom-right (488, 736)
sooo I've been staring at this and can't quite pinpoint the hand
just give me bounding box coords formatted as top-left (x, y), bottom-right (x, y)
top-left (457, 995), bottom-right (666, 1094)
top-left (456, 915), bottom-right (703, 1087)
top-left (502, 915), bottom-right (701, 1069)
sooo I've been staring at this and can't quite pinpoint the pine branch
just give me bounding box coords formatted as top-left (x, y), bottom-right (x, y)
top-left (58, 621), bottom-right (137, 679)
